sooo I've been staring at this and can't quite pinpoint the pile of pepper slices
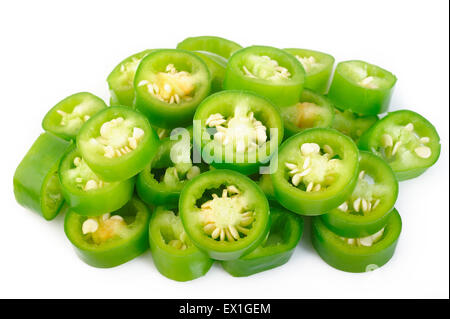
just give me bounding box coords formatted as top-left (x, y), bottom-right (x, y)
top-left (14, 36), bottom-right (441, 280)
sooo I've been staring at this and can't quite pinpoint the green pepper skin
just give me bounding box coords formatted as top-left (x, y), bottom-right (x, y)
top-left (328, 60), bottom-right (397, 115)
top-left (191, 51), bottom-right (227, 93)
top-left (176, 35), bottom-right (242, 59)
top-left (149, 206), bottom-right (213, 281)
top-left (312, 208), bottom-right (402, 273)
top-left (64, 197), bottom-right (151, 268)
top-left (222, 206), bottom-right (303, 277)
top-left (14, 133), bottom-right (71, 220)
top-left (223, 46), bottom-right (305, 107)
top-left (331, 108), bottom-right (378, 142)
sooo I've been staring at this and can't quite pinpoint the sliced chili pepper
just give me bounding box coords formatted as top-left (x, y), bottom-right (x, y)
top-left (221, 205), bottom-right (303, 276)
top-left (193, 90), bottom-right (283, 175)
top-left (320, 151), bottom-right (398, 237)
top-left (271, 128), bottom-right (359, 215)
top-left (251, 173), bottom-right (277, 202)
top-left (358, 110), bottom-right (440, 180)
top-left (190, 51), bottom-right (227, 93)
top-left (64, 197), bottom-right (151, 268)
top-left (149, 206), bottom-right (213, 281)
top-left (42, 92), bottom-right (107, 140)
top-left (14, 133), bottom-right (72, 220)
top-left (312, 208), bottom-right (402, 273)
top-left (179, 169), bottom-right (270, 260)
top-left (176, 36), bottom-right (242, 59)
top-left (134, 49), bottom-right (211, 128)
top-left (284, 48), bottom-right (334, 94)
top-left (223, 46), bottom-right (305, 107)
top-left (59, 146), bottom-right (134, 216)
top-left (328, 60), bottom-right (397, 115)
top-left (331, 108), bottom-right (378, 142)
top-left (77, 106), bottom-right (159, 182)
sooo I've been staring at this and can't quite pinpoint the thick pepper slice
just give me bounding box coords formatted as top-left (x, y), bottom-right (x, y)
top-left (149, 206), bottom-right (214, 281)
top-left (77, 106), bottom-right (159, 182)
top-left (59, 146), bottom-right (134, 216)
top-left (14, 133), bottom-right (71, 220)
top-left (42, 92), bottom-right (107, 140)
top-left (221, 206), bottom-right (303, 277)
top-left (223, 46), bottom-right (305, 107)
top-left (64, 197), bottom-right (151, 268)
top-left (320, 151), bottom-right (398, 238)
top-left (358, 110), bottom-right (440, 180)
top-left (179, 169), bottom-right (270, 260)
top-left (328, 60), bottom-right (397, 115)
top-left (281, 89), bottom-right (334, 138)
top-left (312, 208), bottom-right (402, 273)
top-left (284, 48), bottom-right (335, 94)
top-left (271, 128), bottom-right (359, 215)
top-left (134, 49), bottom-right (211, 128)
top-left (331, 108), bottom-right (378, 142)
top-left (193, 90), bottom-right (284, 175)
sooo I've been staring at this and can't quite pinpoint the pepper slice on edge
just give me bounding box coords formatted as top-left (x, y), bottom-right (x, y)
top-left (327, 60), bottom-right (397, 115)
top-left (134, 49), bottom-right (211, 128)
top-left (222, 205), bottom-right (303, 277)
top-left (320, 151), bottom-right (398, 238)
top-left (193, 90), bottom-right (284, 175)
top-left (280, 89), bottom-right (334, 138)
top-left (312, 208), bottom-right (402, 273)
top-left (149, 206), bottom-right (214, 281)
top-left (331, 108), bottom-right (378, 142)
top-left (179, 169), bottom-right (270, 260)
top-left (64, 197), bottom-right (151, 268)
top-left (59, 146), bottom-right (134, 216)
top-left (271, 128), bottom-right (359, 215)
top-left (14, 132), bottom-right (71, 220)
top-left (284, 48), bottom-right (335, 94)
top-left (42, 92), bottom-right (107, 140)
top-left (223, 46), bottom-right (305, 107)
top-left (358, 110), bottom-right (440, 181)
top-left (77, 106), bottom-right (159, 182)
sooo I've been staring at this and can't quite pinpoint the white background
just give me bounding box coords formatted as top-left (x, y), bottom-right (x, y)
top-left (0, 0), bottom-right (448, 299)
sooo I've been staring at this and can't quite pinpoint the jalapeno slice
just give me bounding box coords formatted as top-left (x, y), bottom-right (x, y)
top-left (77, 106), bottom-right (159, 182)
top-left (149, 206), bottom-right (213, 281)
top-left (179, 169), bottom-right (270, 260)
top-left (176, 36), bottom-right (242, 59)
top-left (59, 146), bottom-right (134, 216)
top-left (14, 133), bottom-right (71, 220)
top-left (272, 128), bottom-right (359, 215)
top-left (42, 92), bottom-right (107, 140)
top-left (222, 206), bottom-right (303, 277)
top-left (134, 49), bottom-right (211, 128)
top-left (320, 151), bottom-right (398, 237)
top-left (223, 46), bottom-right (305, 107)
top-left (284, 48), bottom-right (334, 94)
top-left (193, 90), bottom-right (283, 175)
top-left (107, 49), bottom-right (153, 107)
top-left (64, 197), bottom-right (151, 268)
top-left (358, 110), bottom-right (441, 181)
top-left (331, 108), bottom-right (378, 142)
top-left (281, 89), bottom-right (334, 138)
top-left (312, 208), bottom-right (402, 273)
top-left (328, 60), bottom-right (397, 115)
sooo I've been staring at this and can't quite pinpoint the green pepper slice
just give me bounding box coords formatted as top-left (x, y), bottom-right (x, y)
top-left (320, 151), bottom-right (398, 237)
top-left (107, 49), bottom-right (153, 107)
top-left (221, 205), bottom-right (303, 277)
top-left (59, 146), bottom-right (134, 216)
top-left (193, 90), bottom-right (283, 175)
top-left (328, 60), bottom-right (397, 115)
top-left (331, 108), bottom-right (378, 142)
top-left (64, 197), bottom-right (151, 268)
top-left (134, 49), bottom-right (211, 128)
top-left (42, 92), bottom-right (107, 140)
top-left (271, 128), bottom-right (359, 215)
top-left (223, 46), bottom-right (305, 107)
top-left (14, 133), bottom-right (71, 220)
top-left (77, 106), bottom-right (159, 182)
top-left (176, 36), bottom-right (242, 59)
top-left (284, 48), bottom-right (334, 94)
top-left (312, 208), bottom-right (402, 273)
top-left (358, 110), bottom-right (441, 180)
top-left (149, 206), bottom-right (214, 281)
top-left (281, 89), bottom-right (334, 138)
top-left (179, 169), bottom-right (270, 260)
top-left (190, 51), bottom-right (227, 93)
